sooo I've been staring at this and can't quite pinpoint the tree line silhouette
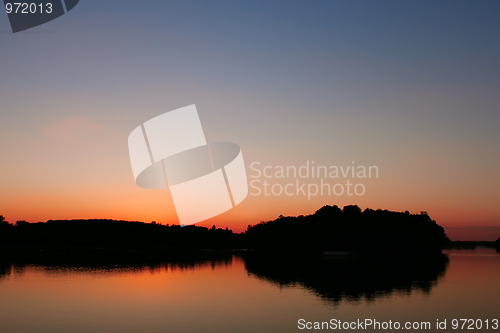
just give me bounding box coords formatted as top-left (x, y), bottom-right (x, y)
top-left (0, 215), bottom-right (237, 262)
top-left (244, 205), bottom-right (450, 256)
top-left (0, 204), bottom-right (487, 262)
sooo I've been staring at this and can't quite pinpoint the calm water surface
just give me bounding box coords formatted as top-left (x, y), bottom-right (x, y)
top-left (0, 248), bottom-right (498, 333)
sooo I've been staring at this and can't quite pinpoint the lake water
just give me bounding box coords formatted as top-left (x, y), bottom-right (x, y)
top-left (0, 248), bottom-right (498, 333)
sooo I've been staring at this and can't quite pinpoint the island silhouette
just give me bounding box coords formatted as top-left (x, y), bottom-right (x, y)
top-left (0, 205), bottom-right (459, 263)
top-left (244, 205), bottom-right (450, 257)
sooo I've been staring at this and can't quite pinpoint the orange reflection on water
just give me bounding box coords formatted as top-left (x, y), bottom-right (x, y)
top-left (0, 250), bottom-right (499, 333)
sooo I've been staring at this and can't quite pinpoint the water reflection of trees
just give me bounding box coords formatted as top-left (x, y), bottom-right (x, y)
top-left (0, 254), bottom-right (233, 281)
top-left (0, 252), bottom-right (450, 306)
top-left (242, 253), bottom-right (449, 305)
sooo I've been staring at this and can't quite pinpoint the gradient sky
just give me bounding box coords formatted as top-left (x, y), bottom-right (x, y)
top-left (0, 0), bottom-right (499, 240)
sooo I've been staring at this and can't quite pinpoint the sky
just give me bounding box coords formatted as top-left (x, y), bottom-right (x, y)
top-left (0, 0), bottom-right (499, 240)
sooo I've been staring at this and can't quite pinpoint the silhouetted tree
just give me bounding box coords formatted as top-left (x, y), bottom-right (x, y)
top-left (343, 204), bottom-right (362, 216)
top-left (0, 216), bottom-right (13, 252)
